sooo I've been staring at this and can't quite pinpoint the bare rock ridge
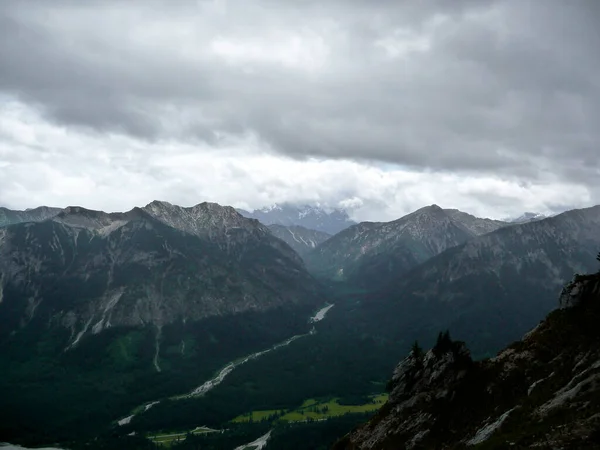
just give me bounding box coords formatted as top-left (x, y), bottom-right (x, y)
top-left (335, 269), bottom-right (600, 449)
top-left (0, 200), bottom-right (320, 346)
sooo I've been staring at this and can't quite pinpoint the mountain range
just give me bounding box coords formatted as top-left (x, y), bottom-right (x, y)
top-left (304, 205), bottom-right (508, 287)
top-left (364, 205), bottom-right (600, 356)
top-left (0, 199), bottom-right (598, 449)
top-left (0, 201), bottom-right (320, 343)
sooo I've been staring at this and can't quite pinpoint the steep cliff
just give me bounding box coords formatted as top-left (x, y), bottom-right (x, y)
top-left (335, 270), bottom-right (600, 449)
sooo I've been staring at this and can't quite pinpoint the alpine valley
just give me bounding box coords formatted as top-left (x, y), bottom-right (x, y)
top-left (1, 201), bottom-right (599, 450)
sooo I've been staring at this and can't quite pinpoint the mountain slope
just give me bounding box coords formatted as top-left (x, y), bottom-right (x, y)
top-left (237, 203), bottom-right (356, 234)
top-left (335, 270), bottom-right (600, 449)
top-left (369, 205), bottom-right (600, 356)
top-left (0, 205), bottom-right (62, 226)
top-left (0, 201), bottom-right (319, 343)
top-left (268, 224), bottom-right (331, 258)
top-left (305, 205), bottom-right (504, 286)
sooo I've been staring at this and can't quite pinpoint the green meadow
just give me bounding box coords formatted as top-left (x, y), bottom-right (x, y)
top-left (232, 393), bottom-right (388, 424)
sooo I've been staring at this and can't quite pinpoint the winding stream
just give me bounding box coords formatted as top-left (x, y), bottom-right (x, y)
top-left (118, 304), bottom-right (334, 426)
top-left (185, 304), bottom-right (334, 397)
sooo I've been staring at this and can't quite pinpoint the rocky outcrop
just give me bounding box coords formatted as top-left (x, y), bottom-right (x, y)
top-left (559, 272), bottom-right (600, 309)
top-left (335, 270), bottom-right (600, 449)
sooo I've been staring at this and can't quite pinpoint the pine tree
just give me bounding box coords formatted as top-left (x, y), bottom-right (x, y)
top-left (412, 340), bottom-right (423, 359)
top-left (436, 331), bottom-right (444, 349)
top-left (443, 330), bottom-right (451, 345)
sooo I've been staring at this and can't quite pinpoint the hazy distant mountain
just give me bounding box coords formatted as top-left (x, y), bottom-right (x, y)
top-left (305, 205), bottom-right (508, 286)
top-left (267, 224), bottom-right (331, 257)
top-left (506, 211), bottom-right (548, 223)
top-left (237, 203), bottom-right (356, 234)
top-left (0, 206), bottom-right (62, 227)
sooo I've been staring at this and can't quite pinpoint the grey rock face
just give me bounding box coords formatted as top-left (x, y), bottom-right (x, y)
top-left (559, 273), bottom-right (600, 309)
top-left (339, 342), bottom-right (473, 450)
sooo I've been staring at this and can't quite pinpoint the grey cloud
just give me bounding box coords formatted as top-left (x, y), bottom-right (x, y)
top-left (0, 0), bottom-right (599, 186)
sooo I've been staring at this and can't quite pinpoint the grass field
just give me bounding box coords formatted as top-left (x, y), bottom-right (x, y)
top-left (231, 394), bottom-right (388, 424)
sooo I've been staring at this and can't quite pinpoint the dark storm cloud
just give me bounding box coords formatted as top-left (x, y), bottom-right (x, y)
top-left (1, 0), bottom-right (599, 182)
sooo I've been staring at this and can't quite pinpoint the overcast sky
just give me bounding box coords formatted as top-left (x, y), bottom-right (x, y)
top-left (0, 0), bottom-right (599, 221)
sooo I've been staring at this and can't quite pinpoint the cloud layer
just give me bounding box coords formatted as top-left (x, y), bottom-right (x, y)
top-left (0, 0), bottom-right (599, 221)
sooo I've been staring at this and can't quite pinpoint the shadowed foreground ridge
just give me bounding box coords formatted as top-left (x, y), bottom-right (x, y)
top-left (334, 271), bottom-right (600, 449)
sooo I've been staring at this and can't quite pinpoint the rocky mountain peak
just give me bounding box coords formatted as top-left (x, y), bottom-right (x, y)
top-left (142, 200), bottom-right (271, 247)
top-left (387, 204), bottom-right (454, 233)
